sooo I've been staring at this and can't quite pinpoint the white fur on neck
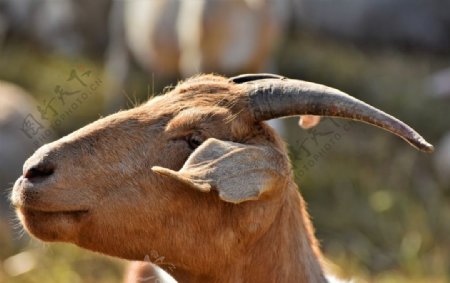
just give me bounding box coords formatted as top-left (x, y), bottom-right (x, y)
top-left (326, 274), bottom-right (352, 283)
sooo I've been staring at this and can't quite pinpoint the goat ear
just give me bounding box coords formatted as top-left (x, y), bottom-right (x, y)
top-left (152, 138), bottom-right (285, 204)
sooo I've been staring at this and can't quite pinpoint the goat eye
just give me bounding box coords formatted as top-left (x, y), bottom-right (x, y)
top-left (187, 135), bottom-right (204, 150)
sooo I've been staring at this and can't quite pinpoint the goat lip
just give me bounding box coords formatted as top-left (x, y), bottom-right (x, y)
top-left (21, 207), bottom-right (89, 216)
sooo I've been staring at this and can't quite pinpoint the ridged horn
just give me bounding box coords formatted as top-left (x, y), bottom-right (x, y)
top-left (230, 74), bottom-right (434, 153)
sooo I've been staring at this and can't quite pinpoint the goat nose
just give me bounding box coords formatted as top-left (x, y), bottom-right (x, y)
top-left (24, 161), bottom-right (55, 181)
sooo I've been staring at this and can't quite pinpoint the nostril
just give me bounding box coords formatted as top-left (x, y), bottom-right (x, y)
top-left (24, 162), bottom-right (55, 180)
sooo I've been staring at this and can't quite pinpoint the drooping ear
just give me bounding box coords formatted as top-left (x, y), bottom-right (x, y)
top-left (152, 138), bottom-right (286, 204)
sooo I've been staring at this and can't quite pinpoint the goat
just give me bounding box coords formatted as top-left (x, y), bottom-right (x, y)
top-left (11, 73), bottom-right (433, 283)
top-left (121, 0), bottom-right (287, 76)
top-left (105, 0), bottom-right (288, 112)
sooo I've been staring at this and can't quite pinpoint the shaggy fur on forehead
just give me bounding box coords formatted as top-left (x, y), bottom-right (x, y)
top-left (162, 74), bottom-right (247, 112)
top-left (140, 74), bottom-right (254, 140)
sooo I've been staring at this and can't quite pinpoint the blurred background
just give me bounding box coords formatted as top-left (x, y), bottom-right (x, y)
top-left (0, 0), bottom-right (449, 282)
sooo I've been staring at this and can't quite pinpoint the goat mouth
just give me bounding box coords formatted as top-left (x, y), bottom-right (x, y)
top-left (20, 207), bottom-right (89, 218)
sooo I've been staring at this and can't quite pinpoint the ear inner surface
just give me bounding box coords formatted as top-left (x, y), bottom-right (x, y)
top-left (152, 138), bottom-right (285, 204)
top-left (152, 166), bottom-right (212, 192)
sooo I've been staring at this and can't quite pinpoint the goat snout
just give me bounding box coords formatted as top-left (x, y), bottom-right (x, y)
top-left (23, 160), bottom-right (55, 181)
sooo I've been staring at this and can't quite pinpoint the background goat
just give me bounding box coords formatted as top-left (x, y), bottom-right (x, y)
top-left (104, 0), bottom-right (288, 113)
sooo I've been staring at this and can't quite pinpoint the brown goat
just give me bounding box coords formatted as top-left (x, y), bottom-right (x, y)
top-left (11, 74), bottom-right (433, 283)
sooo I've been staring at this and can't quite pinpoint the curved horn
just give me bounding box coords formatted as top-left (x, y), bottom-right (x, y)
top-left (231, 74), bottom-right (433, 153)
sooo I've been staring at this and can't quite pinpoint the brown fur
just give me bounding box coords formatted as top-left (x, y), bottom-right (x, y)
top-left (12, 74), bottom-right (328, 282)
